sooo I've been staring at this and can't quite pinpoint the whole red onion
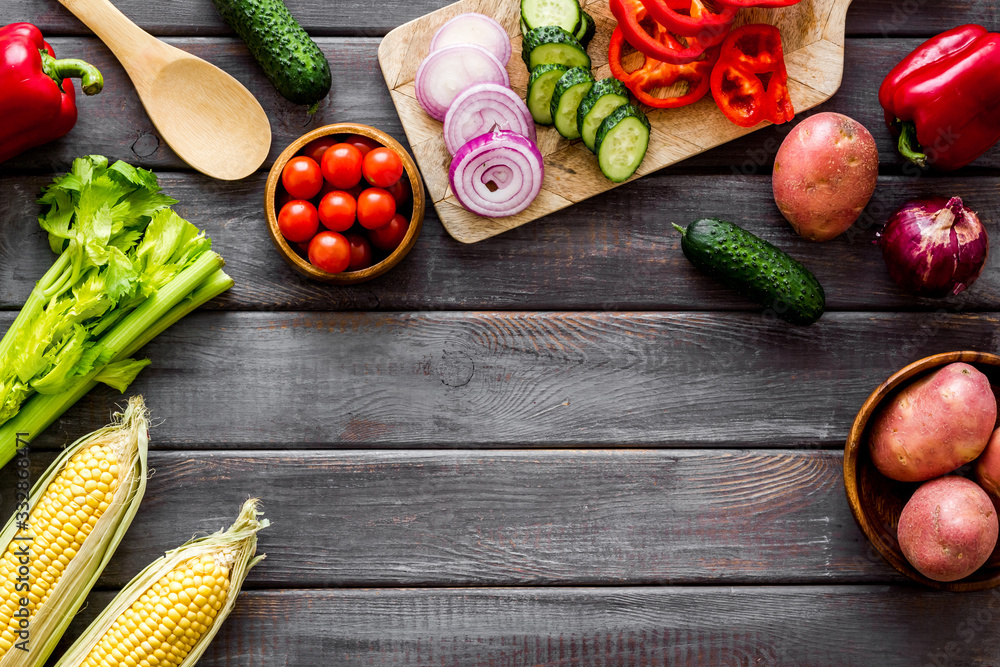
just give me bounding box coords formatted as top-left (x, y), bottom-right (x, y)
top-left (878, 196), bottom-right (989, 297)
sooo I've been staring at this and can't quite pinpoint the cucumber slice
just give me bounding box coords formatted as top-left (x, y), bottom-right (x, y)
top-left (577, 78), bottom-right (630, 152)
top-left (527, 64), bottom-right (569, 125)
top-left (520, 0), bottom-right (581, 33)
top-left (594, 104), bottom-right (650, 182)
top-left (574, 10), bottom-right (596, 48)
top-left (521, 26), bottom-right (591, 70)
top-left (550, 67), bottom-right (594, 139)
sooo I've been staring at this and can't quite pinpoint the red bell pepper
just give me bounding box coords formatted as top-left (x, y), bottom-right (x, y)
top-left (710, 24), bottom-right (794, 127)
top-left (609, 27), bottom-right (718, 108)
top-left (715, 0), bottom-right (802, 7)
top-left (642, 0), bottom-right (737, 38)
top-left (610, 0), bottom-right (728, 64)
top-left (879, 24), bottom-right (1000, 171)
top-left (0, 23), bottom-right (104, 164)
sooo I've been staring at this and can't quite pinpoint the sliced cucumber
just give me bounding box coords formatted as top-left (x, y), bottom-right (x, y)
top-left (574, 10), bottom-right (596, 48)
top-left (520, 0), bottom-right (581, 34)
top-left (594, 104), bottom-right (650, 182)
top-left (550, 68), bottom-right (594, 139)
top-left (521, 26), bottom-right (591, 70)
top-left (577, 78), bottom-right (630, 152)
top-left (526, 64), bottom-right (569, 125)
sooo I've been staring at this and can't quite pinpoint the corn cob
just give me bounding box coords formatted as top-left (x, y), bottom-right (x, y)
top-left (56, 499), bottom-right (267, 667)
top-left (0, 397), bottom-right (149, 667)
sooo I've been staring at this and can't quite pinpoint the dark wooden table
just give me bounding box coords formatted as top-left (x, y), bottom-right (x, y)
top-left (3, 1), bottom-right (1000, 664)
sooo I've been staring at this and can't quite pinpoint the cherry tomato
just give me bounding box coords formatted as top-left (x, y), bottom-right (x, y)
top-left (345, 134), bottom-right (381, 157)
top-left (368, 213), bottom-right (410, 251)
top-left (300, 136), bottom-right (338, 163)
top-left (294, 241), bottom-right (311, 256)
top-left (356, 188), bottom-right (397, 229)
top-left (278, 200), bottom-right (319, 243)
top-left (308, 231), bottom-right (351, 274)
top-left (346, 233), bottom-right (374, 271)
top-left (385, 177), bottom-right (411, 205)
top-left (363, 147), bottom-right (404, 188)
top-left (318, 191), bottom-right (357, 232)
top-left (321, 143), bottom-right (364, 189)
top-left (282, 156), bottom-right (323, 200)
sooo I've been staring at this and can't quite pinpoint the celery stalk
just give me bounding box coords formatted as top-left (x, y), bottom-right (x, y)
top-left (0, 268), bottom-right (233, 466)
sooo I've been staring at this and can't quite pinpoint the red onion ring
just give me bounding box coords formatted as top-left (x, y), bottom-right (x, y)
top-left (430, 13), bottom-right (512, 65)
top-left (449, 130), bottom-right (544, 218)
top-left (415, 44), bottom-right (510, 121)
top-left (444, 83), bottom-right (535, 155)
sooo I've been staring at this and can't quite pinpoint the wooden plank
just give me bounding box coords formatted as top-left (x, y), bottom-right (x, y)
top-left (5, 37), bottom-right (1000, 175)
top-left (0, 450), bottom-right (904, 587)
top-left (3, 172), bottom-right (1000, 312)
top-left (2, 311), bottom-right (997, 450)
top-left (57, 587), bottom-right (1000, 666)
top-left (381, 0), bottom-right (852, 243)
top-left (13, 0), bottom-right (999, 37)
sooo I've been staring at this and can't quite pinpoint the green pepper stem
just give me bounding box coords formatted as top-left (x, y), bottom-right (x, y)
top-left (897, 121), bottom-right (928, 168)
top-left (39, 50), bottom-right (104, 96)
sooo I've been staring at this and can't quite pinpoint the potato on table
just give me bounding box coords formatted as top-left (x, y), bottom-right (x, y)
top-left (772, 112), bottom-right (878, 242)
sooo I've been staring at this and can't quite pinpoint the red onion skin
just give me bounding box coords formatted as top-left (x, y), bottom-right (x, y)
top-left (879, 196), bottom-right (989, 297)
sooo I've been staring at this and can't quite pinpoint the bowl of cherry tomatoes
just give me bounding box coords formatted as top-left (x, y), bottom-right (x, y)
top-left (265, 123), bottom-right (425, 283)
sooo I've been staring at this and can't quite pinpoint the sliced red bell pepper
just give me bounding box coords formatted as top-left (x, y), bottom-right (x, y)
top-left (610, 0), bottom-right (727, 64)
top-left (609, 27), bottom-right (718, 108)
top-left (879, 24), bottom-right (1000, 171)
top-left (710, 23), bottom-right (794, 127)
top-left (716, 0), bottom-right (802, 7)
top-left (642, 0), bottom-right (737, 38)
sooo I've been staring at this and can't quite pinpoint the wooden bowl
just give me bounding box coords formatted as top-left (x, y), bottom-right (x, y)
top-left (265, 123), bottom-right (425, 284)
top-left (844, 351), bottom-right (1000, 591)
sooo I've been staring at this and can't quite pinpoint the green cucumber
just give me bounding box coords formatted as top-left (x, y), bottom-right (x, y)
top-left (550, 68), bottom-right (595, 139)
top-left (674, 218), bottom-right (826, 326)
top-left (594, 104), bottom-right (649, 182)
top-left (520, 0), bottom-right (581, 34)
top-left (521, 26), bottom-right (591, 70)
top-left (527, 64), bottom-right (569, 125)
top-left (211, 0), bottom-right (331, 107)
top-left (574, 10), bottom-right (597, 47)
top-left (577, 78), bottom-right (630, 152)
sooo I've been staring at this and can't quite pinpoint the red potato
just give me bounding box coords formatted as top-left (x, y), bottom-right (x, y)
top-left (870, 362), bottom-right (996, 482)
top-left (898, 476), bottom-right (998, 582)
top-left (772, 112), bottom-right (879, 241)
top-left (975, 427), bottom-right (1000, 501)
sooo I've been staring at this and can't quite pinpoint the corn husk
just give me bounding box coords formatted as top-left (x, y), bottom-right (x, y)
top-left (0, 396), bottom-right (149, 667)
top-left (55, 498), bottom-right (268, 667)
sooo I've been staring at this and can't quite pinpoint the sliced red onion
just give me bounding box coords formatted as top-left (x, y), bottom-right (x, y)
top-left (878, 196), bottom-right (989, 297)
top-left (443, 84), bottom-right (535, 155)
top-left (449, 130), bottom-right (544, 218)
top-left (416, 44), bottom-right (510, 121)
top-left (430, 13), bottom-right (512, 65)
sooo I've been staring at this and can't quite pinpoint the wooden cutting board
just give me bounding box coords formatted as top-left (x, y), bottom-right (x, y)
top-left (379, 0), bottom-right (853, 243)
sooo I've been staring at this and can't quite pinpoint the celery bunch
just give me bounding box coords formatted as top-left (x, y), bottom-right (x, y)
top-left (0, 156), bottom-right (233, 467)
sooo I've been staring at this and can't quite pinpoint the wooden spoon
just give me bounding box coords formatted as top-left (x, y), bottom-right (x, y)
top-left (58, 0), bottom-right (271, 180)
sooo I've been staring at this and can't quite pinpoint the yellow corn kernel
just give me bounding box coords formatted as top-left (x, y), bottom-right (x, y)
top-left (80, 553), bottom-right (231, 667)
top-left (0, 442), bottom-right (122, 658)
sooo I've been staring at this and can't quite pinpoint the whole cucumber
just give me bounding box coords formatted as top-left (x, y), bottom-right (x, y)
top-left (674, 218), bottom-right (825, 325)
top-left (211, 0), bottom-right (331, 108)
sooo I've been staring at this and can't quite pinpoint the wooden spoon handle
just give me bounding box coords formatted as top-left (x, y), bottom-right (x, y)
top-left (56, 0), bottom-right (168, 75)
